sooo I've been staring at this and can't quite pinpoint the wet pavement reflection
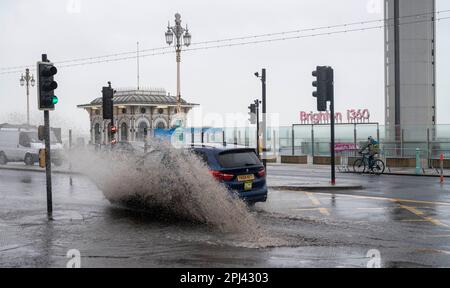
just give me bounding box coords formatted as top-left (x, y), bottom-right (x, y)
top-left (1, 168), bottom-right (450, 267)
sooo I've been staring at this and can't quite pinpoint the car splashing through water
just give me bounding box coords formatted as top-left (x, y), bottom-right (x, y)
top-left (70, 140), bottom-right (265, 236)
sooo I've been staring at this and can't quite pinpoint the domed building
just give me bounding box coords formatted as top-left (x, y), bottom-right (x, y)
top-left (77, 88), bottom-right (198, 144)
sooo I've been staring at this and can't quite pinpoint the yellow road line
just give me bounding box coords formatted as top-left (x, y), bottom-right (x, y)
top-left (319, 208), bottom-right (330, 216)
top-left (292, 208), bottom-right (331, 216)
top-left (302, 192), bottom-right (330, 215)
top-left (314, 192), bottom-right (450, 207)
top-left (305, 192), bottom-right (321, 206)
top-left (400, 205), bottom-right (449, 228)
top-left (400, 206), bottom-right (424, 216)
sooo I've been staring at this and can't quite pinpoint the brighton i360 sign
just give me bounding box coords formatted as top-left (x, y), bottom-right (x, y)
top-left (300, 109), bottom-right (371, 124)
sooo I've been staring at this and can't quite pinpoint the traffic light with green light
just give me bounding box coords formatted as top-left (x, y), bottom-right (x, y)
top-left (37, 62), bottom-right (58, 110)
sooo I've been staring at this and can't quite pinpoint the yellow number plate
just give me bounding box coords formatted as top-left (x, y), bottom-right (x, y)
top-left (237, 174), bottom-right (255, 182)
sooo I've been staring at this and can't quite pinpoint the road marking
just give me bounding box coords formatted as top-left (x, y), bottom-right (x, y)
top-left (292, 208), bottom-right (330, 216)
top-left (319, 208), bottom-right (330, 216)
top-left (400, 205), bottom-right (449, 228)
top-left (416, 248), bottom-right (450, 255)
top-left (305, 192), bottom-right (321, 206)
top-left (314, 192), bottom-right (450, 207)
top-left (400, 206), bottom-right (424, 216)
top-left (303, 192), bottom-right (330, 215)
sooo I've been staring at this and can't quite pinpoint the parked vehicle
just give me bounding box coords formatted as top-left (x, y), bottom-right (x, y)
top-left (0, 127), bottom-right (63, 166)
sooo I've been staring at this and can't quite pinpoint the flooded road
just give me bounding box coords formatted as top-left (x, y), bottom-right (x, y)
top-left (1, 168), bottom-right (450, 268)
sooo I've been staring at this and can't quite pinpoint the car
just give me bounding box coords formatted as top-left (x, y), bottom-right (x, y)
top-left (0, 127), bottom-right (63, 166)
top-left (188, 144), bottom-right (268, 204)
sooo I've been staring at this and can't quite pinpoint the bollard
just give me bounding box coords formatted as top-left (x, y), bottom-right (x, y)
top-left (440, 153), bottom-right (444, 184)
top-left (415, 148), bottom-right (421, 175)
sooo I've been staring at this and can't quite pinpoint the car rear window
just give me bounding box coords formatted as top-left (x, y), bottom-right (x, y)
top-left (218, 151), bottom-right (261, 168)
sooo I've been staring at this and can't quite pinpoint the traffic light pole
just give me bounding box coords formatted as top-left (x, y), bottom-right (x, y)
top-left (330, 93), bottom-right (336, 185)
top-left (255, 100), bottom-right (260, 159)
top-left (44, 110), bottom-right (53, 219)
top-left (41, 54), bottom-right (53, 219)
top-left (261, 69), bottom-right (267, 171)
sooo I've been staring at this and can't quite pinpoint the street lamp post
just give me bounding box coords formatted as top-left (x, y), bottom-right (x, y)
top-left (165, 13), bottom-right (192, 116)
top-left (255, 69), bottom-right (267, 170)
top-left (20, 68), bottom-right (35, 126)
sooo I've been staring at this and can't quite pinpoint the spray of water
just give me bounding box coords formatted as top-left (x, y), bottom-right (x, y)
top-left (70, 140), bottom-right (263, 236)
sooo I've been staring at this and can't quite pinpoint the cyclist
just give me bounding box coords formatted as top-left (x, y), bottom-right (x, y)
top-left (359, 136), bottom-right (380, 169)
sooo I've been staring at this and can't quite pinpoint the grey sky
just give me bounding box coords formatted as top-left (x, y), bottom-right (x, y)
top-left (1, 0), bottom-right (449, 134)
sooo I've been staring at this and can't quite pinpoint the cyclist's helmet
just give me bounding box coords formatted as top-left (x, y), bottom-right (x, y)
top-left (368, 136), bottom-right (373, 141)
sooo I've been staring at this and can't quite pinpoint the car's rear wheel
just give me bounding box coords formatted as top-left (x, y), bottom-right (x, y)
top-left (24, 153), bottom-right (34, 166)
top-left (0, 152), bottom-right (7, 165)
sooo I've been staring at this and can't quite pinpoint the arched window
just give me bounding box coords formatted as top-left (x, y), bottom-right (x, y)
top-left (137, 121), bottom-right (148, 142)
top-left (107, 123), bottom-right (112, 143)
top-left (156, 121), bottom-right (166, 129)
top-left (94, 123), bottom-right (101, 144)
top-left (121, 122), bottom-right (128, 141)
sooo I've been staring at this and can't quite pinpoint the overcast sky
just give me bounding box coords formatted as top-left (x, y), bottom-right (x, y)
top-left (1, 0), bottom-right (449, 135)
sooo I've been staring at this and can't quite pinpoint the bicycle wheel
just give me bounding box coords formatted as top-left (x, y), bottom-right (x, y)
top-left (371, 159), bottom-right (385, 175)
top-left (353, 159), bottom-right (366, 174)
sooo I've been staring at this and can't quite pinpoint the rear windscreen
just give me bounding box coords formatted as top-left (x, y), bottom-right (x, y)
top-left (218, 151), bottom-right (260, 168)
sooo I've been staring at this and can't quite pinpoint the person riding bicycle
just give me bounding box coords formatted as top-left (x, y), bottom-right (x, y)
top-left (359, 136), bottom-right (379, 169)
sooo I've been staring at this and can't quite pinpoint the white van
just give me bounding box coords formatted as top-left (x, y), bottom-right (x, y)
top-left (0, 129), bottom-right (63, 166)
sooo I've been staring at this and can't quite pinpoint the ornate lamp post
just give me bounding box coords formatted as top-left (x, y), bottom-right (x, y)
top-left (20, 68), bottom-right (35, 126)
top-left (165, 13), bottom-right (192, 115)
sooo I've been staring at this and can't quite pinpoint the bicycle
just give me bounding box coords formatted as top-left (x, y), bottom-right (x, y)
top-left (353, 152), bottom-right (386, 175)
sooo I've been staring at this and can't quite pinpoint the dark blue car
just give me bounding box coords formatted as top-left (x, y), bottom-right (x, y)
top-left (189, 144), bottom-right (268, 204)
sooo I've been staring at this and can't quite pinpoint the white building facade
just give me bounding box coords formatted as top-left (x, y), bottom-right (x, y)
top-left (77, 88), bottom-right (198, 144)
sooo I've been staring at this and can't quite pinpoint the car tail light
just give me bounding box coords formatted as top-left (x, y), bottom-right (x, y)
top-left (257, 167), bottom-right (266, 178)
top-left (209, 170), bottom-right (234, 181)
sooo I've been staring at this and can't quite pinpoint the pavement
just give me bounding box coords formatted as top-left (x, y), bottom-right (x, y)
top-left (1, 165), bottom-right (450, 268)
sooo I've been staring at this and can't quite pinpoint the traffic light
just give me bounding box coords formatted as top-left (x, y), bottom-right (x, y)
top-left (39, 149), bottom-right (46, 168)
top-left (248, 104), bottom-right (257, 124)
top-left (110, 125), bottom-right (117, 145)
top-left (102, 86), bottom-right (114, 120)
top-left (312, 66), bottom-right (328, 112)
top-left (37, 62), bottom-right (58, 110)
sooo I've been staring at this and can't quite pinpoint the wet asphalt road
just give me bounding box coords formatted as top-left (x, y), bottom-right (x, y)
top-left (1, 166), bottom-right (450, 268)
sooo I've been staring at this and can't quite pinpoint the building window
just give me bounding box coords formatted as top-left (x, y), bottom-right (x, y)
top-left (122, 108), bottom-right (127, 114)
top-left (121, 122), bottom-right (128, 141)
top-left (137, 121), bottom-right (148, 142)
top-left (94, 123), bottom-right (101, 144)
top-left (158, 108), bottom-right (164, 114)
top-left (141, 107), bottom-right (146, 114)
top-left (156, 121), bottom-right (166, 129)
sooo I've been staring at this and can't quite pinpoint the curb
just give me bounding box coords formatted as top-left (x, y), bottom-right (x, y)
top-left (342, 171), bottom-right (448, 178)
top-left (269, 185), bottom-right (364, 192)
top-left (0, 165), bottom-right (77, 175)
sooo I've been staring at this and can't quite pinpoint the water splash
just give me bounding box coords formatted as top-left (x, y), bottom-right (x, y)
top-left (70, 140), bottom-right (262, 235)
